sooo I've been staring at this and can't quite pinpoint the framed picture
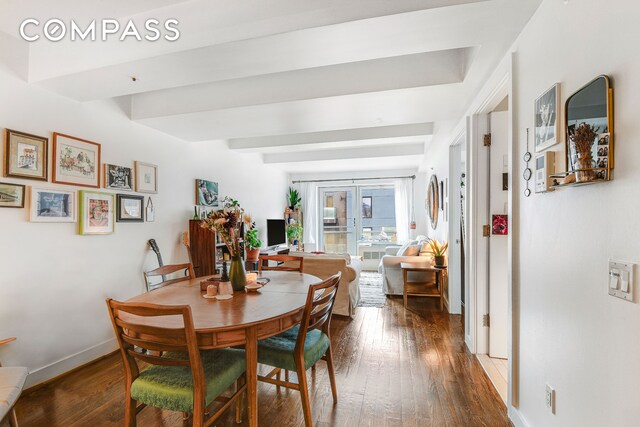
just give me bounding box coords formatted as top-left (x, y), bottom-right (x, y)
top-left (79, 190), bottom-right (115, 235)
top-left (4, 129), bottom-right (48, 181)
top-left (116, 194), bottom-right (144, 222)
top-left (0, 182), bottom-right (25, 208)
top-left (104, 164), bottom-right (133, 191)
top-left (53, 133), bottom-right (101, 187)
top-left (195, 179), bottom-right (218, 206)
top-left (439, 181), bottom-right (444, 211)
top-left (362, 196), bottom-right (372, 218)
top-left (534, 83), bottom-right (560, 152)
top-left (135, 161), bottom-right (158, 193)
top-left (492, 214), bottom-right (508, 236)
top-left (30, 188), bottom-right (76, 222)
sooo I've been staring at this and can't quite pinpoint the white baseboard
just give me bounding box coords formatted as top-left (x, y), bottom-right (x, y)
top-left (24, 338), bottom-right (118, 388)
top-left (509, 407), bottom-right (531, 427)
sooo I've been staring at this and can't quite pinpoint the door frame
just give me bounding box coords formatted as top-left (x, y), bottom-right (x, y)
top-left (317, 186), bottom-right (358, 254)
top-left (447, 131), bottom-right (466, 316)
top-left (464, 54), bottom-right (518, 409)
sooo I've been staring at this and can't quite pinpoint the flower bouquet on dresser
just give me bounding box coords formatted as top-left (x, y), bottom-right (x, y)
top-left (201, 197), bottom-right (246, 291)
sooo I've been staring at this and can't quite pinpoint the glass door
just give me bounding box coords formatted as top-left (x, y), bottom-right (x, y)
top-left (319, 187), bottom-right (357, 254)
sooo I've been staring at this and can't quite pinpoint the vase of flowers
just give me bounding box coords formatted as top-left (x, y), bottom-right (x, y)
top-left (201, 197), bottom-right (246, 291)
top-left (570, 122), bottom-right (597, 182)
top-left (244, 214), bottom-right (262, 262)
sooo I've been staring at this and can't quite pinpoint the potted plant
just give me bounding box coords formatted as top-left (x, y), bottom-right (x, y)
top-left (427, 240), bottom-right (448, 267)
top-left (286, 223), bottom-right (303, 246)
top-left (244, 214), bottom-right (262, 262)
top-left (287, 187), bottom-right (301, 210)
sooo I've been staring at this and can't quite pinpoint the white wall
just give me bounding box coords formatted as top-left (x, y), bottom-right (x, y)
top-left (0, 34), bottom-right (287, 387)
top-left (426, 0), bottom-right (640, 425)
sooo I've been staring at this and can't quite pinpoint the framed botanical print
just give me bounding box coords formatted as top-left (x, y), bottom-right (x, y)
top-left (4, 129), bottom-right (48, 181)
top-left (30, 188), bottom-right (76, 222)
top-left (195, 179), bottom-right (218, 206)
top-left (53, 133), bottom-right (101, 187)
top-left (534, 83), bottom-right (560, 152)
top-left (104, 164), bottom-right (133, 191)
top-left (0, 182), bottom-right (25, 208)
top-left (116, 194), bottom-right (144, 222)
top-left (79, 191), bottom-right (115, 235)
top-left (135, 161), bottom-right (158, 193)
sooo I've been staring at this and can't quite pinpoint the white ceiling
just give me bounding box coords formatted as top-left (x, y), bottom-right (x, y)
top-left (0, 0), bottom-right (541, 173)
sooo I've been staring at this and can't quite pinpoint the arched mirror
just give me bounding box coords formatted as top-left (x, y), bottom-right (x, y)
top-left (427, 174), bottom-right (439, 229)
top-left (565, 75), bottom-right (614, 181)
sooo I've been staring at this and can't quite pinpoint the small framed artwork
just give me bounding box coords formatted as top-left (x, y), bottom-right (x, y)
top-left (79, 190), bottom-right (115, 235)
top-left (4, 129), bottom-right (48, 181)
top-left (116, 194), bottom-right (144, 222)
top-left (0, 182), bottom-right (25, 208)
top-left (439, 181), bottom-right (444, 211)
top-left (362, 196), bottom-right (372, 218)
top-left (135, 161), bottom-right (158, 193)
top-left (30, 188), bottom-right (76, 222)
top-left (195, 179), bottom-right (218, 207)
top-left (534, 83), bottom-right (560, 152)
top-left (104, 164), bottom-right (133, 191)
top-left (492, 214), bottom-right (508, 236)
top-left (53, 133), bottom-right (101, 187)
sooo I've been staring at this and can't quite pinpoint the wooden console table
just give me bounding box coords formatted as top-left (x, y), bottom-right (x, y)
top-left (400, 263), bottom-right (446, 310)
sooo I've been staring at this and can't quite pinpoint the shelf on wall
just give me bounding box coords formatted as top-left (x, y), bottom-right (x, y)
top-left (548, 169), bottom-right (610, 190)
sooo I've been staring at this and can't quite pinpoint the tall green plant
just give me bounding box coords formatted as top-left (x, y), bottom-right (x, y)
top-left (288, 187), bottom-right (301, 208)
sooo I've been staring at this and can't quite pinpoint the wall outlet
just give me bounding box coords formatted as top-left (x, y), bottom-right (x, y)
top-left (545, 384), bottom-right (556, 414)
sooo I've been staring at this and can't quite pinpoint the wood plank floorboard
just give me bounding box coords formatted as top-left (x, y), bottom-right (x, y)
top-left (15, 297), bottom-right (511, 427)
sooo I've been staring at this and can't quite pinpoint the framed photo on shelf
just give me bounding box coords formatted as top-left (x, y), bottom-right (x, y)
top-left (79, 190), bottom-right (115, 235)
top-left (4, 129), bottom-right (48, 181)
top-left (53, 133), bottom-right (101, 187)
top-left (534, 83), bottom-right (560, 152)
top-left (104, 164), bottom-right (133, 191)
top-left (195, 179), bottom-right (218, 207)
top-left (116, 194), bottom-right (144, 222)
top-left (30, 188), bottom-right (76, 222)
top-left (135, 161), bottom-right (158, 193)
top-left (0, 182), bottom-right (25, 208)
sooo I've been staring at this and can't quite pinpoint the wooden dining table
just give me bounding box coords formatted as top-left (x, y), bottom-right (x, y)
top-left (123, 271), bottom-right (321, 426)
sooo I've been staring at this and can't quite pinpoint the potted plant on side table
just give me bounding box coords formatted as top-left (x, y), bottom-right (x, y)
top-left (287, 187), bottom-right (301, 210)
top-left (286, 223), bottom-right (303, 248)
top-left (244, 214), bottom-right (262, 262)
top-left (427, 240), bottom-right (448, 267)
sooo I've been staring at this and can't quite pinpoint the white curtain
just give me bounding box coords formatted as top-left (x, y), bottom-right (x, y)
top-left (394, 178), bottom-right (412, 243)
top-left (296, 182), bottom-right (319, 251)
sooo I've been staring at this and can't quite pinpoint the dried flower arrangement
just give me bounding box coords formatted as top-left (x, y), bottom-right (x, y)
top-left (570, 122), bottom-right (598, 181)
top-left (201, 197), bottom-right (244, 257)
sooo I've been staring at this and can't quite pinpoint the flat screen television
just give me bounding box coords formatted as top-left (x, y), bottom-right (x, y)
top-left (266, 219), bottom-right (287, 247)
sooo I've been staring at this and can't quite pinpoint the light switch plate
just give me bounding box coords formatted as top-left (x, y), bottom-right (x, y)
top-left (609, 260), bottom-right (634, 302)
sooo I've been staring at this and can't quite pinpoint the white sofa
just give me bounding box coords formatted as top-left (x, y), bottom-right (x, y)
top-left (378, 237), bottom-right (435, 295)
top-left (289, 252), bottom-right (362, 317)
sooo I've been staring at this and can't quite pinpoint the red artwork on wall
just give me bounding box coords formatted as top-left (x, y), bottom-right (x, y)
top-left (492, 214), bottom-right (508, 235)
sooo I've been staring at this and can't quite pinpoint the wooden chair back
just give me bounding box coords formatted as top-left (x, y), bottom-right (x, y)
top-left (143, 263), bottom-right (195, 292)
top-left (106, 299), bottom-right (207, 412)
top-left (258, 254), bottom-right (304, 273)
top-left (295, 272), bottom-right (341, 353)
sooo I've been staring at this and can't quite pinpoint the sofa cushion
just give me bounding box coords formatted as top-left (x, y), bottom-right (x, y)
top-left (395, 240), bottom-right (417, 256)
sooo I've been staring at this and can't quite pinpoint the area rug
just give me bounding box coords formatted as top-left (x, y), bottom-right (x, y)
top-left (358, 271), bottom-right (387, 308)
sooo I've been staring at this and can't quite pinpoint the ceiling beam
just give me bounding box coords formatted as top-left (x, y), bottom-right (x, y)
top-left (262, 142), bottom-right (425, 164)
top-left (229, 123), bottom-right (434, 151)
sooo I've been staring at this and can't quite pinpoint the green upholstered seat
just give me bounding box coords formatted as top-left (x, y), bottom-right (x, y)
top-left (257, 326), bottom-right (330, 372)
top-left (130, 348), bottom-right (245, 413)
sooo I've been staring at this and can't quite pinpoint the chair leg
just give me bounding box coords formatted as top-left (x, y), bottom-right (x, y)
top-left (311, 364), bottom-right (316, 376)
top-left (8, 408), bottom-right (18, 427)
top-left (285, 370), bottom-right (289, 382)
top-left (124, 396), bottom-right (137, 427)
top-left (295, 362), bottom-right (313, 427)
top-left (236, 376), bottom-right (245, 424)
top-left (325, 347), bottom-right (338, 404)
top-left (276, 369), bottom-right (281, 392)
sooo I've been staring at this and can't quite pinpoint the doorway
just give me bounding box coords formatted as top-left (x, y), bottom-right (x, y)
top-left (447, 133), bottom-right (466, 315)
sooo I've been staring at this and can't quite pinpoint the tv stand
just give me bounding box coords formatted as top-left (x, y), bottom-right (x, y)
top-left (261, 246), bottom-right (290, 255)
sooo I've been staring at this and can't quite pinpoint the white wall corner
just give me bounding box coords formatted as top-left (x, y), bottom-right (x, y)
top-left (0, 30), bottom-right (29, 81)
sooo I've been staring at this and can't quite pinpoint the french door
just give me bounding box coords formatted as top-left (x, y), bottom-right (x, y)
top-left (319, 187), bottom-right (357, 254)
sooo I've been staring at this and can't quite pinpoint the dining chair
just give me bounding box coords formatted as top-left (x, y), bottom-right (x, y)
top-left (256, 272), bottom-right (341, 427)
top-left (106, 299), bottom-right (247, 427)
top-left (0, 338), bottom-right (28, 427)
top-left (258, 254), bottom-right (304, 273)
top-left (143, 262), bottom-right (195, 292)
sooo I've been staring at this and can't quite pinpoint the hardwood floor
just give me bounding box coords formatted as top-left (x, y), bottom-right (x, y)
top-left (15, 297), bottom-right (511, 426)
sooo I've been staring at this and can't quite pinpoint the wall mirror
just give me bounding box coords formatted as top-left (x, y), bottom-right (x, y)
top-left (427, 174), bottom-right (439, 229)
top-left (565, 75), bottom-right (614, 180)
